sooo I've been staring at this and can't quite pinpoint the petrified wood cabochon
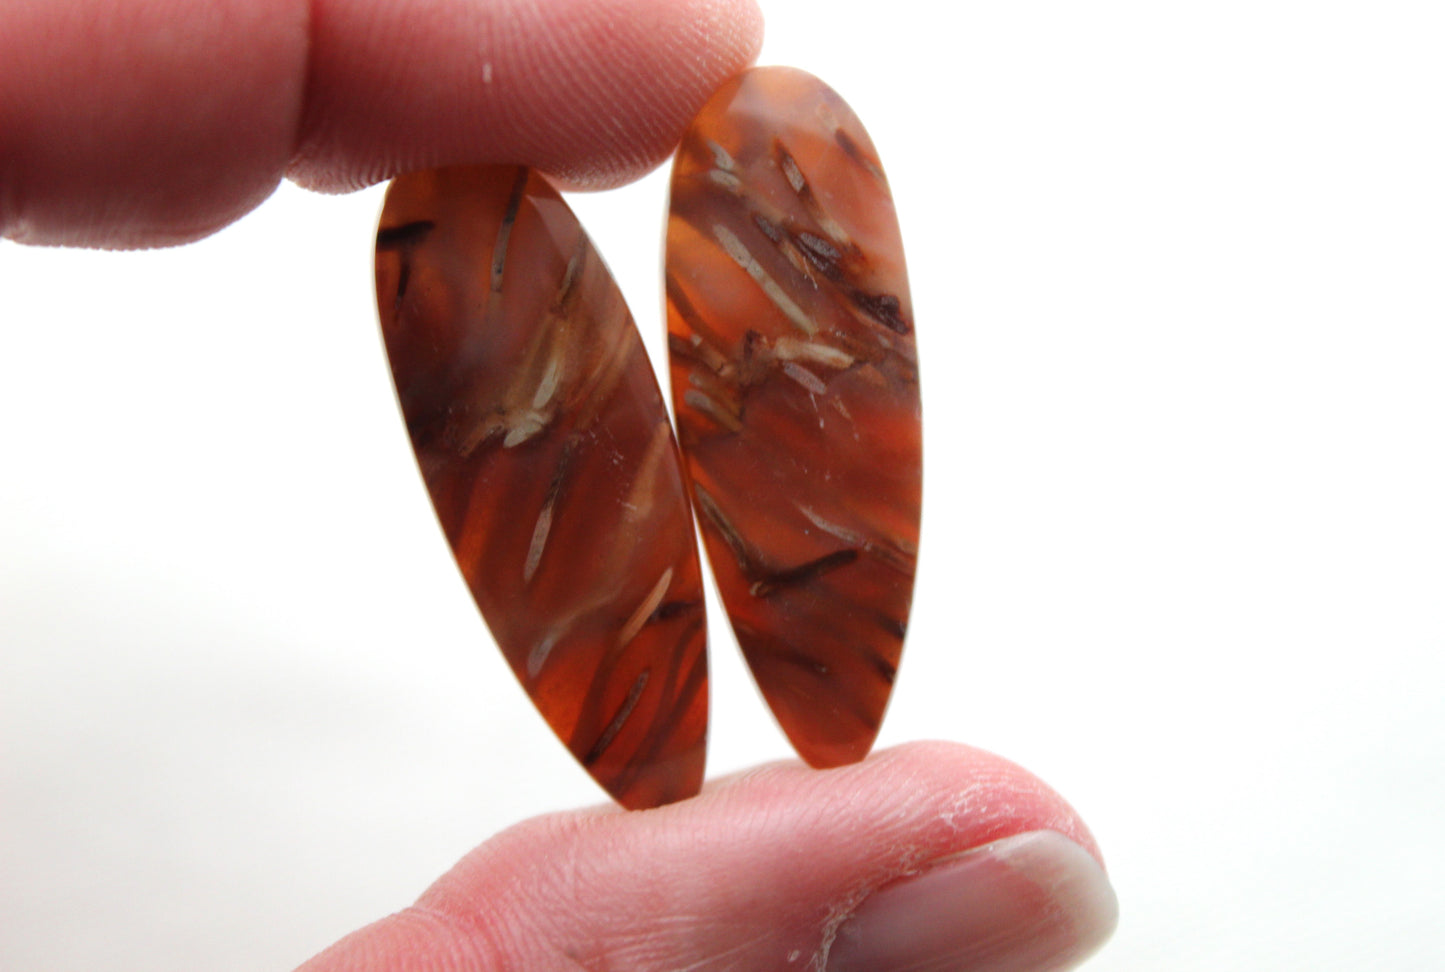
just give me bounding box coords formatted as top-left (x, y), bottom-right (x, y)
top-left (377, 166), bottom-right (707, 809)
top-left (667, 67), bottom-right (921, 768)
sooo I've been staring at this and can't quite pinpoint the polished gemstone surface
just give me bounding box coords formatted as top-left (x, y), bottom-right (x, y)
top-left (666, 67), bottom-right (921, 768)
top-left (377, 166), bottom-right (707, 809)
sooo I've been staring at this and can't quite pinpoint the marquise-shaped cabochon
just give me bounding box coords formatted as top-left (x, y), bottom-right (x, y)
top-left (376, 166), bottom-right (707, 809)
top-left (666, 67), bottom-right (921, 768)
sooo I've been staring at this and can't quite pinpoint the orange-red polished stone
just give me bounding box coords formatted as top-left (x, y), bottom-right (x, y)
top-left (376, 166), bottom-right (707, 809)
top-left (666, 68), bottom-right (921, 768)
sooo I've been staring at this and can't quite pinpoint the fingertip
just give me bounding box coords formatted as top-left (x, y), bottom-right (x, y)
top-left (864, 740), bottom-right (1107, 867)
top-left (826, 829), bottom-right (1118, 972)
top-left (296, 741), bottom-right (1108, 971)
top-left (0, 0), bottom-right (308, 248)
top-left (287, 0), bottom-right (766, 194)
top-left (0, 0), bottom-right (763, 247)
top-left (698, 740), bottom-right (1104, 868)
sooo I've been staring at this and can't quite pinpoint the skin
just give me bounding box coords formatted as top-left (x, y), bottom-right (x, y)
top-left (0, 0), bottom-right (765, 245)
top-left (1, 2), bottom-right (1109, 968)
top-left (296, 742), bottom-right (1101, 970)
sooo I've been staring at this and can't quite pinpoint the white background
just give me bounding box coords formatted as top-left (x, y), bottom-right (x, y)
top-left (3, 1), bottom-right (1443, 968)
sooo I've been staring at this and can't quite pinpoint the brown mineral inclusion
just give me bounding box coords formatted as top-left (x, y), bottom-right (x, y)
top-left (666, 67), bottom-right (921, 768)
top-left (376, 166), bottom-right (707, 809)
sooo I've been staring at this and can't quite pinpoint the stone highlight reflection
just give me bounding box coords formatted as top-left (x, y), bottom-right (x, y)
top-left (377, 166), bottom-right (707, 809)
top-left (666, 67), bottom-right (921, 767)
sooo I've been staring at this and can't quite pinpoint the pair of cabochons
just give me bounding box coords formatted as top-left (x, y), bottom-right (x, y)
top-left (374, 66), bottom-right (921, 810)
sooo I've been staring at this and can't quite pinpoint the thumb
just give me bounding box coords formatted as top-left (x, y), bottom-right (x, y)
top-left (296, 742), bottom-right (1117, 972)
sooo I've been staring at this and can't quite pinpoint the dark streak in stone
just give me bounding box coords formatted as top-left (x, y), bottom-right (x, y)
top-left (692, 484), bottom-right (761, 576)
top-left (794, 231), bottom-right (844, 279)
top-left (848, 290), bottom-right (910, 334)
top-left (652, 598), bottom-right (704, 623)
top-left (584, 669), bottom-right (649, 766)
top-left (835, 129), bottom-right (888, 185)
top-left (620, 621), bottom-right (707, 802)
top-left (744, 636), bottom-right (883, 731)
top-left (555, 234), bottom-right (589, 312)
top-left (773, 141), bottom-right (858, 248)
top-left (490, 167), bottom-right (530, 293)
top-left (871, 651), bottom-right (898, 685)
top-left (543, 436), bottom-right (577, 506)
top-left (750, 548), bottom-right (860, 598)
top-left (394, 261), bottom-right (412, 310)
top-left (737, 329), bottom-right (773, 386)
top-left (376, 220), bottom-right (435, 249)
top-left (377, 221), bottom-right (436, 313)
top-left (698, 482), bottom-right (866, 598)
top-left (874, 611), bottom-right (908, 641)
top-left (753, 212), bottom-right (785, 244)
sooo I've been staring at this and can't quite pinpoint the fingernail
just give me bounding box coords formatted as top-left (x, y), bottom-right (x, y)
top-left (826, 830), bottom-right (1118, 972)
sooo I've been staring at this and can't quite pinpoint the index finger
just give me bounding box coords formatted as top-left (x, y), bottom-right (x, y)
top-left (0, 0), bottom-right (763, 248)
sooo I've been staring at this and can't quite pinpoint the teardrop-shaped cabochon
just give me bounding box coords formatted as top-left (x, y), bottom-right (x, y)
top-left (666, 68), bottom-right (921, 768)
top-left (377, 166), bottom-right (708, 809)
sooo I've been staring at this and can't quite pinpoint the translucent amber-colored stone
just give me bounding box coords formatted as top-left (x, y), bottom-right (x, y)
top-left (377, 166), bottom-right (707, 809)
top-left (666, 68), bottom-right (921, 768)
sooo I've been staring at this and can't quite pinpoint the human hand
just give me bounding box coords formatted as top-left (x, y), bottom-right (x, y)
top-left (2, 1), bottom-right (1117, 969)
top-left (297, 742), bottom-right (1114, 971)
top-left (1, 0), bottom-right (766, 246)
